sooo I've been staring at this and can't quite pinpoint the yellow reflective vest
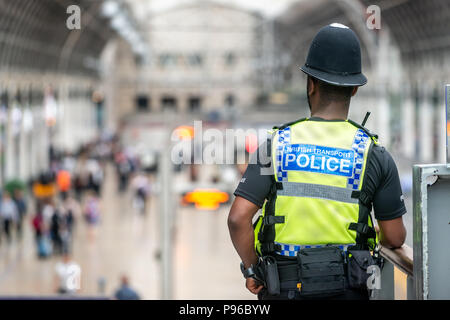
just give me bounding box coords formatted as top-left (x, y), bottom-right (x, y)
top-left (254, 118), bottom-right (378, 257)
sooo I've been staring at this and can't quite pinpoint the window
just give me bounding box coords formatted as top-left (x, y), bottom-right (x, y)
top-left (188, 97), bottom-right (202, 112)
top-left (159, 54), bottom-right (176, 67)
top-left (225, 94), bottom-right (236, 107)
top-left (224, 52), bottom-right (236, 66)
top-left (188, 53), bottom-right (204, 67)
top-left (255, 93), bottom-right (269, 106)
top-left (161, 96), bottom-right (177, 111)
top-left (136, 95), bottom-right (150, 111)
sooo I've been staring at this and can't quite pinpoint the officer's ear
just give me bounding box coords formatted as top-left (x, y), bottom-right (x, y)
top-left (307, 76), bottom-right (318, 96)
top-left (351, 86), bottom-right (358, 97)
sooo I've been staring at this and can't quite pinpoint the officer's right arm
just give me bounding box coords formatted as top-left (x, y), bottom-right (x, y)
top-left (228, 196), bottom-right (264, 295)
top-left (227, 196), bottom-right (260, 269)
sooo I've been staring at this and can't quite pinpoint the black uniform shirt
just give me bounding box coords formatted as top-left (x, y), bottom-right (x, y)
top-left (234, 120), bottom-right (407, 221)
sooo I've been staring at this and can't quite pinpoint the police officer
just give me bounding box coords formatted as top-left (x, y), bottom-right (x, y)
top-left (228, 24), bottom-right (407, 300)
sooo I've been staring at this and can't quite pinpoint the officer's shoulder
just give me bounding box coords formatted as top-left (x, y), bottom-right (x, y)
top-left (347, 119), bottom-right (379, 142)
top-left (272, 118), bottom-right (308, 131)
top-left (368, 143), bottom-right (400, 175)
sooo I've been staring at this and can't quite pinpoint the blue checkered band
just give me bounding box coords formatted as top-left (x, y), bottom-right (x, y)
top-left (347, 129), bottom-right (370, 190)
top-left (275, 242), bottom-right (355, 257)
top-left (276, 127), bottom-right (291, 182)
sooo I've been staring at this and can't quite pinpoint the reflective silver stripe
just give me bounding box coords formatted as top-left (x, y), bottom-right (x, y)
top-left (277, 181), bottom-right (358, 204)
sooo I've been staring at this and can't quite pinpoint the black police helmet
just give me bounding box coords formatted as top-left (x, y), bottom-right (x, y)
top-left (300, 23), bottom-right (367, 87)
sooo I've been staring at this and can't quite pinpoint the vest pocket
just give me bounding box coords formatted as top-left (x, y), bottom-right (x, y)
top-left (296, 246), bottom-right (346, 297)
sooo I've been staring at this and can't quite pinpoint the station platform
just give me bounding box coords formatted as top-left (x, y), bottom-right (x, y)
top-left (0, 164), bottom-right (253, 299)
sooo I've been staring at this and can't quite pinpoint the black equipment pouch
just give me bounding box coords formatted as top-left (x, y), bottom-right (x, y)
top-left (346, 247), bottom-right (375, 289)
top-left (262, 256), bottom-right (280, 296)
top-left (296, 246), bottom-right (346, 297)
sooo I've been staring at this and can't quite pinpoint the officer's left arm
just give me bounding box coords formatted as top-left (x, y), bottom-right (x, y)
top-left (228, 196), bottom-right (260, 269)
top-left (377, 217), bottom-right (406, 249)
top-left (371, 147), bottom-right (407, 249)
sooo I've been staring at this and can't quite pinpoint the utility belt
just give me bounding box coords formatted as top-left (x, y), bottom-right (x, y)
top-left (257, 245), bottom-right (382, 297)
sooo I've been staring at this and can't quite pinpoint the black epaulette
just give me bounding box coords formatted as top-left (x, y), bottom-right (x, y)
top-left (347, 119), bottom-right (379, 141)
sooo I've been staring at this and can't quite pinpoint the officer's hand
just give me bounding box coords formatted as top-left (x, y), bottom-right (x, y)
top-left (246, 277), bottom-right (264, 295)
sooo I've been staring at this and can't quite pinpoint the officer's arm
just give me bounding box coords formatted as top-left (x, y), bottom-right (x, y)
top-left (227, 196), bottom-right (260, 268)
top-left (377, 216), bottom-right (406, 249)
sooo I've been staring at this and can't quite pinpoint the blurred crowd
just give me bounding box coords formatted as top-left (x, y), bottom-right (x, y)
top-left (0, 132), bottom-right (156, 299)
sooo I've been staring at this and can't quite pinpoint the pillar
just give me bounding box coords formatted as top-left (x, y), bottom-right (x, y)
top-left (418, 84), bottom-right (433, 163)
top-left (402, 83), bottom-right (415, 159)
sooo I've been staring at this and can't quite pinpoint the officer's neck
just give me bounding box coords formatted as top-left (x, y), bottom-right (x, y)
top-left (310, 102), bottom-right (349, 121)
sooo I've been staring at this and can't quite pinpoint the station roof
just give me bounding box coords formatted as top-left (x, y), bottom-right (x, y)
top-left (0, 0), bottom-right (116, 77)
top-left (360, 0), bottom-right (450, 63)
top-left (275, 0), bottom-right (450, 71)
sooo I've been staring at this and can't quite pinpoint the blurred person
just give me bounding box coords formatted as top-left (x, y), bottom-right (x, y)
top-left (130, 172), bottom-right (151, 215)
top-left (12, 189), bottom-right (27, 239)
top-left (56, 169), bottom-right (71, 200)
top-left (62, 191), bottom-right (80, 235)
top-left (115, 151), bottom-right (133, 192)
top-left (54, 253), bottom-right (81, 295)
top-left (83, 191), bottom-right (101, 226)
top-left (114, 275), bottom-right (140, 300)
top-left (73, 175), bottom-right (83, 202)
top-left (57, 200), bottom-right (76, 254)
top-left (73, 154), bottom-right (90, 200)
top-left (32, 210), bottom-right (51, 259)
top-left (0, 191), bottom-right (18, 244)
top-left (50, 207), bottom-right (64, 255)
top-left (61, 151), bottom-right (77, 174)
top-left (39, 198), bottom-right (57, 256)
top-left (228, 24), bottom-right (407, 301)
top-left (87, 158), bottom-right (104, 196)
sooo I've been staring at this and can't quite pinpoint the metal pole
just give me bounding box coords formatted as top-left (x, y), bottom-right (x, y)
top-left (160, 112), bottom-right (173, 299)
top-left (445, 84), bottom-right (449, 165)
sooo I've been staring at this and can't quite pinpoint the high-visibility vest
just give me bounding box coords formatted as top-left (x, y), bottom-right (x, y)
top-left (254, 118), bottom-right (378, 256)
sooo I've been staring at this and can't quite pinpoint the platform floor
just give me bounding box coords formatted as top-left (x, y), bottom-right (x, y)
top-left (0, 164), bottom-right (254, 299)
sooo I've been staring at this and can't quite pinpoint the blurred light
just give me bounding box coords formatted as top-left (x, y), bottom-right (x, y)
top-left (174, 125), bottom-right (195, 140)
top-left (183, 189), bottom-right (229, 210)
top-left (111, 14), bottom-right (128, 31)
top-left (101, 1), bottom-right (120, 18)
top-left (101, 0), bottom-right (149, 60)
top-left (245, 133), bottom-right (258, 154)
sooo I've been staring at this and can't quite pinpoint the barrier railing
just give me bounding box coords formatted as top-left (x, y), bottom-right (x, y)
top-left (372, 244), bottom-right (414, 300)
